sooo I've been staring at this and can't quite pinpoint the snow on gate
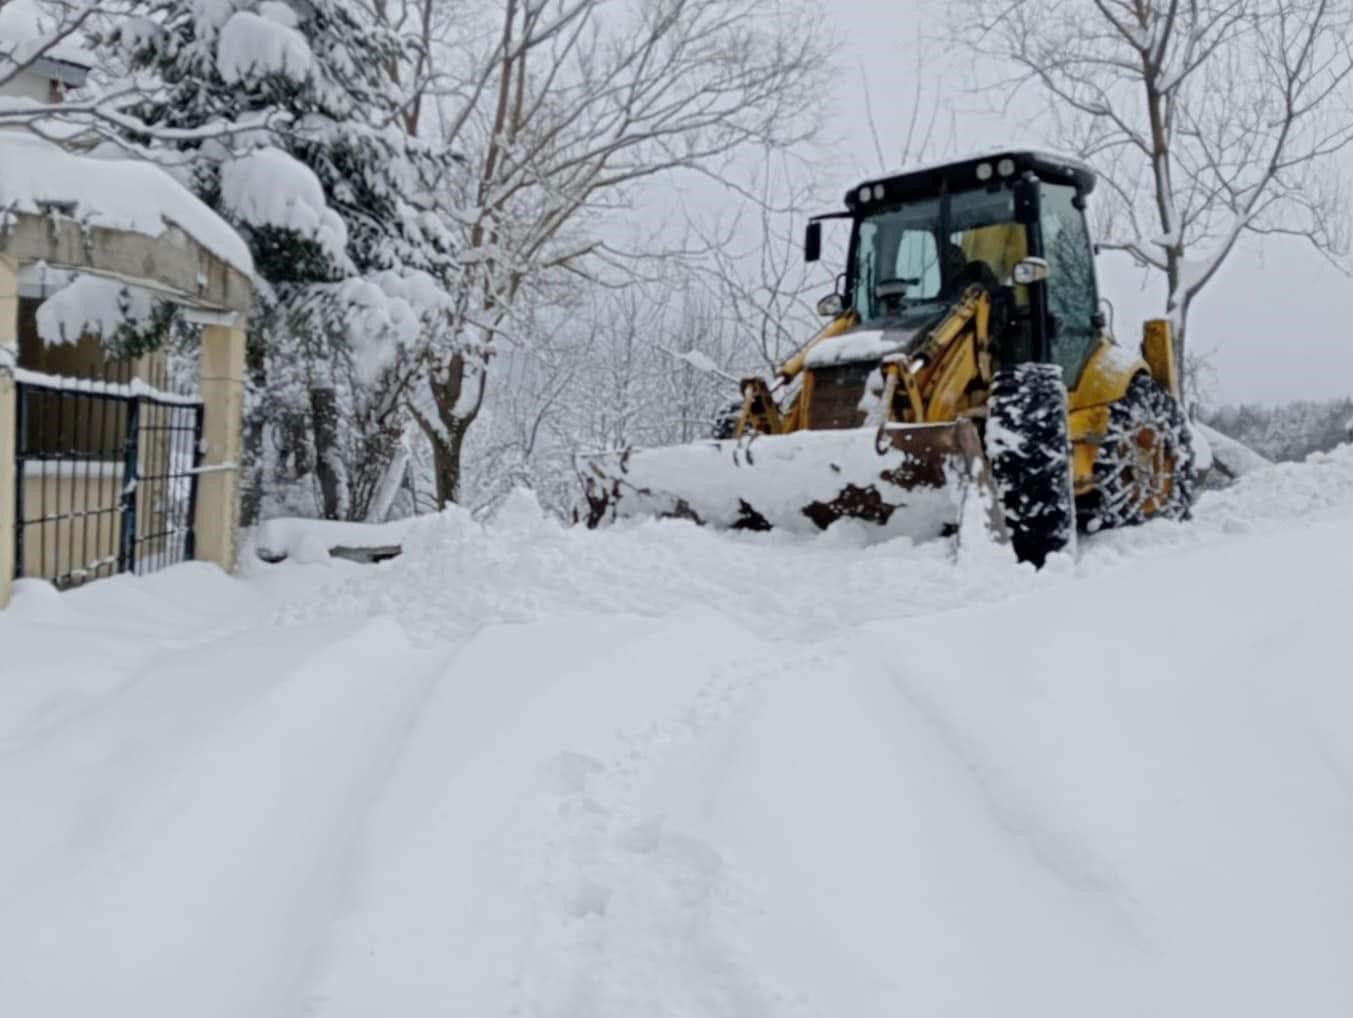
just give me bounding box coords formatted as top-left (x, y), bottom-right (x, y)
top-left (0, 132), bottom-right (254, 608)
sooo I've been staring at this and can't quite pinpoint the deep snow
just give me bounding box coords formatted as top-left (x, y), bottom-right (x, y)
top-left (4, 447), bottom-right (1353, 1017)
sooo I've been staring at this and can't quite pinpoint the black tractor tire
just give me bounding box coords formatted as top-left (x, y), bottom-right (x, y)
top-left (1080, 373), bottom-right (1194, 533)
top-left (985, 363), bottom-right (1077, 567)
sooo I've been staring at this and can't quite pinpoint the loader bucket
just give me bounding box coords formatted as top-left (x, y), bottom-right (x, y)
top-left (578, 419), bottom-right (1004, 543)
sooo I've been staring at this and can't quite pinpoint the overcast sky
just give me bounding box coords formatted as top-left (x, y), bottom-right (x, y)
top-left (804, 0), bottom-right (1353, 406)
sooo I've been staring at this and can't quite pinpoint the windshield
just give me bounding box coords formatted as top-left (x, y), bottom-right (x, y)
top-left (850, 187), bottom-right (1025, 328)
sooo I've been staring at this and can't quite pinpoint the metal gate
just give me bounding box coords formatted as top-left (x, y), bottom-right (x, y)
top-left (12, 369), bottom-right (205, 590)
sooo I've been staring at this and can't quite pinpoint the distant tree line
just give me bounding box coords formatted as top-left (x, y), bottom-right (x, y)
top-left (1203, 398), bottom-right (1353, 463)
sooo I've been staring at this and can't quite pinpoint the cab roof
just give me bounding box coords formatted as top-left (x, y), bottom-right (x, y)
top-left (844, 149), bottom-right (1096, 211)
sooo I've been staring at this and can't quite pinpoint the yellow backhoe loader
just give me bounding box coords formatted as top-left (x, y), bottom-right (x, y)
top-left (578, 150), bottom-right (1193, 565)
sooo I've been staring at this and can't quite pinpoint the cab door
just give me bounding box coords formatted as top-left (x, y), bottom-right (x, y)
top-left (1041, 183), bottom-right (1101, 388)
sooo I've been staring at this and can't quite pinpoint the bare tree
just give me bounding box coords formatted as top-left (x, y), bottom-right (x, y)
top-left (452, 265), bottom-right (760, 518)
top-left (858, 24), bottom-right (952, 176)
top-left (383, 0), bottom-right (828, 507)
top-left (959, 0), bottom-right (1353, 385)
top-left (690, 154), bottom-right (830, 376)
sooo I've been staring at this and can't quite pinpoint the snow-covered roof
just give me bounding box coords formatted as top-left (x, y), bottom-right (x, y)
top-left (0, 132), bottom-right (253, 277)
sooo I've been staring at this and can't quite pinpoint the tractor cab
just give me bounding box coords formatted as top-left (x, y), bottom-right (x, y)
top-left (806, 150), bottom-right (1102, 386)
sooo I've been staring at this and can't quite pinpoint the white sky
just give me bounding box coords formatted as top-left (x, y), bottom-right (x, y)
top-left (812, 0), bottom-right (1353, 406)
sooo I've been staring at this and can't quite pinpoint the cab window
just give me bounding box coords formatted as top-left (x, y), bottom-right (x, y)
top-left (1041, 183), bottom-right (1099, 384)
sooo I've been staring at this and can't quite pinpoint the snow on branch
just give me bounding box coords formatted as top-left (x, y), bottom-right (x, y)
top-left (216, 6), bottom-right (313, 87)
top-left (220, 147), bottom-right (350, 269)
top-left (35, 274), bottom-right (158, 345)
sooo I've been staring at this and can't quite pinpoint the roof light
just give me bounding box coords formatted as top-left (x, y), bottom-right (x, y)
top-left (872, 184), bottom-right (885, 200)
top-left (997, 158), bottom-right (1016, 177)
top-left (858, 186), bottom-right (872, 203)
top-left (976, 162), bottom-right (994, 182)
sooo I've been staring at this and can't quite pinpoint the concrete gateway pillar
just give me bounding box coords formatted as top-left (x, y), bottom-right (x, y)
top-left (0, 256), bottom-right (18, 608)
top-left (194, 324), bottom-right (246, 575)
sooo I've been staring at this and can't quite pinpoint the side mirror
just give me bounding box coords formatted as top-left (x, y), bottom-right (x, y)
top-left (804, 220), bottom-right (822, 263)
top-left (1012, 256), bottom-right (1050, 285)
top-left (816, 292), bottom-right (844, 317)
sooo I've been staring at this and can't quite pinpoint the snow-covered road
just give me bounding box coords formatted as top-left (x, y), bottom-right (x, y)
top-left (5, 448), bottom-right (1353, 1018)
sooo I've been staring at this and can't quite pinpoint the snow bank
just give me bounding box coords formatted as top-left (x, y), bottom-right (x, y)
top-left (1194, 420), bottom-right (1272, 479)
top-left (253, 516), bottom-right (416, 564)
top-left (285, 486), bottom-right (1035, 646)
top-left (0, 134), bottom-right (252, 274)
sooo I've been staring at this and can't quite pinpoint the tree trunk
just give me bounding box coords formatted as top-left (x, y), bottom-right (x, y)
top-left (428, 421), bottom-right (468, 507)
top-left (365, 433), bottom-right (410, 523)
top-left (1171, 296), bottom-right (1197, 411)
top-left (309, 385), bottom-right (345, 520)
top-left (414, 350), bottom-right (485, 509)
top-left (239, 337), bottom-right (269, 527)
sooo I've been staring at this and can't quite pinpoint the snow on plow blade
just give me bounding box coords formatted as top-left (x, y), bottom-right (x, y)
top-left (578, 419), bottom-right (1000, 542)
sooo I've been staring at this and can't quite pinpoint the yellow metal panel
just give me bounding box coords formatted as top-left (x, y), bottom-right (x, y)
top-left (780, 311), bottom-right (858, 379)
top-left (795, 371), bottom-right (815, 434)
top-left (1067, 337), bottom-right (1146, 412)
top-left (926, 336), bottom-right (977, 423)
top-left (1141, 318), bottom-right (1179, 398)
top-left (1068, 404), bottom-right (1110, 493)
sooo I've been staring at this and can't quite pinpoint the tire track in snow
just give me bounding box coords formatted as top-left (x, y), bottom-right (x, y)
top-left (507, 648), bottom-right (806, 1018)
top-left (0, 617), bottom-right (446, 1018)
top-left (0, 616), bottom-right (369, 932)
top-left (302, 608), bottom-right (811, 1018)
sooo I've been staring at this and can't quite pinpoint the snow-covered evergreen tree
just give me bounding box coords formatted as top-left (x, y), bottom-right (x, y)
top-left (105, 0), bottom-right (458, 521)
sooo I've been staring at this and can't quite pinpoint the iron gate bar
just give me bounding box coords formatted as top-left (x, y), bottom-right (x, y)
top-left (135, 398), bottom-right (200, 574)
top-left (11, 368), bottom-right (205, 589)
top-left (13, 383), bottom-right (25, 586)
top-left (184, 403), bottom-right (205, 561)
top-left (116, 395), bottom-right (138, 576)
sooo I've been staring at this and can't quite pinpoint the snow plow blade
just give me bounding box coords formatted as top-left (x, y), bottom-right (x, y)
top-left (578, 419), bottom-right (1004, 542)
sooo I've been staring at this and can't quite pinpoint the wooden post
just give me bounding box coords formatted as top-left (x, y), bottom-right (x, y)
top-left (0, 256), bottom-right (18, 608)
top-left (194, 324), bottom-right (246, 574)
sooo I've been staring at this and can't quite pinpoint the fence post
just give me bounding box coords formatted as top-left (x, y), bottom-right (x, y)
top-left (117, 398), bottom-right (140, 574)
top-left (194, 323), bottom-right (245, 574)
top-left (0, 255), bottom-right (18, 608)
